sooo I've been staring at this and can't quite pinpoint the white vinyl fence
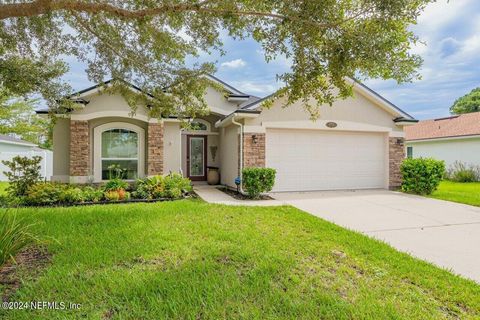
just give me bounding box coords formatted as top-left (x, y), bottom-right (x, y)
top-left (0, 149), bottom-right (53, 181)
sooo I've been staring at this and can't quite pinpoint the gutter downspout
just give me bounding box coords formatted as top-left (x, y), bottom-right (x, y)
top-left (231, 114), bottom-right (245, 193)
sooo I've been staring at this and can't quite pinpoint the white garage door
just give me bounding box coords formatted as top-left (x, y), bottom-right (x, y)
top-left (266, 129), bottom-right (387, 192)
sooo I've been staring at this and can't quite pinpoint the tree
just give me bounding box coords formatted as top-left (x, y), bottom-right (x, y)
top-left (450, 88), bottom-right (480, 115)
top-left (0, 87), bottom-right (51, 148)
top-left (0, 0), bottom-right (432, 119)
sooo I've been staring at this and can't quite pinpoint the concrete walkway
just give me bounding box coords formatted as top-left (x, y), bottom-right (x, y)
top-left (272, 189), bottom-right (480, 283)
top-left (194, 185), bottom-right (283, 206)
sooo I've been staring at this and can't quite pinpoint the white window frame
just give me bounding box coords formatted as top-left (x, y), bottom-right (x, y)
top-left (187, 119), bottom-right (211, 132)
top-left (93, 122), bottom-right (145, 182)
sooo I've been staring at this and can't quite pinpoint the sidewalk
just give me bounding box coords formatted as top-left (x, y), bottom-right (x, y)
top-left (194, 185), bottom-right (284, 206)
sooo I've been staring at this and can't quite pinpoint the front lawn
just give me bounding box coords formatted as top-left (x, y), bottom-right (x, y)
top-left (430, 180), bottom-right (480, 206)
top-left (1, 201), bottom-right (479, 319)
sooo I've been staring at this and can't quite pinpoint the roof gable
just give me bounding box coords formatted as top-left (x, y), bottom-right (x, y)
top-left (241, 78), bottom-right (415, 121)
top-left (36, 75), bottom-right (259, 116)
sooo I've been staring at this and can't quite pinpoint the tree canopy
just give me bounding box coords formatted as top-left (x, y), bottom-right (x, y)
top-left (0, 87), bottom-right (51, 148)
top-left (450, 88), bottom-right (480, 115)
top-left (0, 0), bottom-right (432, 119)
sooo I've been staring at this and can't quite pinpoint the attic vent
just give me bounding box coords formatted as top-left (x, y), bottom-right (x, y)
top-left (434, 115), bottom-right (459, 121)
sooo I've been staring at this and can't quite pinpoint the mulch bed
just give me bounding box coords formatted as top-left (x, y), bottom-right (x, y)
top-left (0, 246), bottom-right (52, 302)
top-left (217, 187), bottom-right (274, 201)
top-left (2, 193), bottom-right (196, 209)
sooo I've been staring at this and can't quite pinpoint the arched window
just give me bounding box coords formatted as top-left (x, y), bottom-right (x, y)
top-left (189, 119), bottom-right (210, 131)
top-left (93, 122), bottom-right (145, 182)
top-left (101, 129), bottom-right (139, 180)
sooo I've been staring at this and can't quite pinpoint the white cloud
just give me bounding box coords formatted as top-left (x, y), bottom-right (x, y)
top-left (232, 81), bottom-right (280, 95)
top-left (220, 59), bottom-right (246, 69)
top-left (416, 0), bottom-right (473, 33)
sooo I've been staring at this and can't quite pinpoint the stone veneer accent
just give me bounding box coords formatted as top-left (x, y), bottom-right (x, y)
top-left (243, 133), bottom-right (265, 168)
top-left (147, 122), bottom-right (164, 175)
top-left (69, 120), bottom-right (90, 177)
top-left (389, 137), bottom-right (405, 189)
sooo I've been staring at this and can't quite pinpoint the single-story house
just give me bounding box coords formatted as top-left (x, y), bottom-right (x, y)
top-left (405, 111), bottom-right (480, 168)
top-left (37, 75), bottom-right (416, 192)
top-left (0, 134), bottom-right (53, 181)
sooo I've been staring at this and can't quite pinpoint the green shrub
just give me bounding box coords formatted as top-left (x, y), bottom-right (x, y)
top-left (59, 187), bottom-right (85, 204)
top-left (447, 161), bottom-right (479, 182)
top-left (25, 182), bottom-right (67, 206)
top-left (132, 175), bottom-right (165, 199)
top-left (242, 167), bottom-right (276, 199)
top-left (104, 190), bottom-right (121, 201)
top-left (0, 212), bottom-right (37, 266)
top-left (1, 156), bottom-right (42, 197)
top-left (82, 186), bottom-right (104, 202)
top-left (104, 178), bottom-right (129, 192)
top-left (400, 158), bottom-right (445, 195)
top-left (164, 173), bottom-right (192, 197)
top-left (133, 173), bottom-right (192, 200)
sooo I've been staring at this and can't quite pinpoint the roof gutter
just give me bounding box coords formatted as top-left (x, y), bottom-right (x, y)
top-left (394, 117), bottom-right (419, 126)
top-left (231, 115), bottom-right (245, 194)
top-left (214, 110), bottom-right (261, 193)
top-left (0, 140), bottom-right (37, 147)
top-left (214, 110), bottom-right (261, 128)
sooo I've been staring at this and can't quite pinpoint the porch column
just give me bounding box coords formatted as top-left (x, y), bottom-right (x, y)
top-left (147, 122), bottom-right (164, 176)
top-left (243, 133), bottom-right (265, 168)
top-left (389, 137), bottom-right (405, 189)
top-left (69, 120), bottom-right (90, 183)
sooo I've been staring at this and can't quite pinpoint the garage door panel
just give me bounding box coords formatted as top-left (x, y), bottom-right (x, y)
top-left (266, 129), bottom-right (386, 192)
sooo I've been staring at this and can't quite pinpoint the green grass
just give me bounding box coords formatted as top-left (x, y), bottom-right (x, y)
top-left (1, 201), bottom-right (479, 319)
top-left (430, 180), bottom-right (480, 206)
top-left (0, 182), bottom-right (8, 196)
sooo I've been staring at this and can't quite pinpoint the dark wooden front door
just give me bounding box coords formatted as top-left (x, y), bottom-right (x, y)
top-left (187, 135), bottom-right (207, 181)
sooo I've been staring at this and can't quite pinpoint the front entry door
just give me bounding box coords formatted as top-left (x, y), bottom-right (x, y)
top-left (187, 135), bottom-right (207, 181)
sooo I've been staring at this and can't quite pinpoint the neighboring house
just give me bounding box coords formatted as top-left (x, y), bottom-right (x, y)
top-left (405, 112), bottom-right (480, 169)
top-left (0, 134), bottom-right (53, 181)
top-left (36, 75), bottom-right (416, 192)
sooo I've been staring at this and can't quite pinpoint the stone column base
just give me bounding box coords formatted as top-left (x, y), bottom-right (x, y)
top-left (389, 137), bottom-right (405, 188)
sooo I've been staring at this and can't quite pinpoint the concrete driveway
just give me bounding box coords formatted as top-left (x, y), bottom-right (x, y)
top-left (272, 189), bottom-right (480, 283)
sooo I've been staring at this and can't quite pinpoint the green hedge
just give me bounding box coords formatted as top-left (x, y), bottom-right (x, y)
top-left (400, 158), bottom-right (445, 195)
top-left (242, 167), bottom-right (276, 199)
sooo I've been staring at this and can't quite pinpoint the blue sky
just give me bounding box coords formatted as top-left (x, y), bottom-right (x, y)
top-left (64, 0), bottom-right (480, 120)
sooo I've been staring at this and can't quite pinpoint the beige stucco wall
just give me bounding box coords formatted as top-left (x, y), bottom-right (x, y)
top-left (52, 118), bottom-right (70, 182)
top-left (163, 122), bottom-right (182, 174)
top-left (72, 85), bottom-right (243, 118)
top-left (204, 87), bottom-right (241, 115)
top-left (71, 92), bottom-right (150, 120)
top-left (245, 88), bottom-right (404, 136)
top-left (219, 125), bottom-right (239, 188)
top-left (407, 137), bottom-right (480, 169)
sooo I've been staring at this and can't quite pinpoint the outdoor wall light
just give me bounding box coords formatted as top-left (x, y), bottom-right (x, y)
top-left (252, 134), bottom-right (258, 144)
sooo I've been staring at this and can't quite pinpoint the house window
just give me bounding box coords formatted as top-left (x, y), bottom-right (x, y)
top-left (407, 146), bottom-right (413, 159)
top-left (101, 129), bottom-right (139, 180)
top-left (187, 119), bottom-right (211, 132)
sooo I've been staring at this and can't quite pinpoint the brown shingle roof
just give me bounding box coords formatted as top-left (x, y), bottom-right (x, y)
top-left (405, 111), bottom-right (480, 141)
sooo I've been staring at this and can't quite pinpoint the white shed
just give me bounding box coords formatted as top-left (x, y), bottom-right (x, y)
top-left (0, 134), bottom-right (53, 181)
